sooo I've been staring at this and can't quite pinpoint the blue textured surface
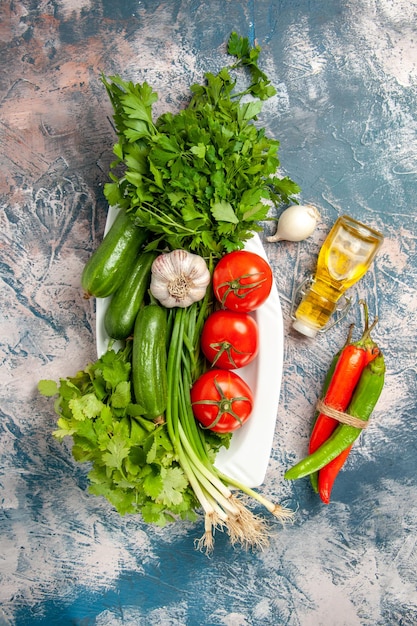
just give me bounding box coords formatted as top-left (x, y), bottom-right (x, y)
top-left (1, 1), bottom-right (417, 624)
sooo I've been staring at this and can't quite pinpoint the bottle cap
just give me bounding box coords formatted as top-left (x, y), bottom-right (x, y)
top-left (292, 319), bottom-right (319, 339)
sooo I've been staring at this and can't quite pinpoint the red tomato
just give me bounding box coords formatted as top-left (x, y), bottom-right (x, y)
top-left (201, 310), bottom-right (259, 370)
top-left (212, 250), bottom-right (273, 312)
top-left (190, 369), bottom-right (254, 433)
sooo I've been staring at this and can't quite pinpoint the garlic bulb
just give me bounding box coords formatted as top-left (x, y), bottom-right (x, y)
top-left (150, 249), bottom-right (211, 308)
top-left (267, 204), bottom-right (320, 243)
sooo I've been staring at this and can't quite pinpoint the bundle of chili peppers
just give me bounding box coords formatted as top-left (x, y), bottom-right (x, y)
top-left (285, 301), bottom-right (385, 504)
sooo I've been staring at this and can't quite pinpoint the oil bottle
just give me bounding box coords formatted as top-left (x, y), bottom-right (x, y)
top-left (292, 215), bottom-right (384, 338)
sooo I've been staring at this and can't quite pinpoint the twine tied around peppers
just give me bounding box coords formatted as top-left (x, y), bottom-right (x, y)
top-left (315, 398), bottom-right (369, 429)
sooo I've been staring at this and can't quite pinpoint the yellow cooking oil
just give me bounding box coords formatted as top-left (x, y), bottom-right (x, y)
top-left (293, 215), bottom-right (384, 338)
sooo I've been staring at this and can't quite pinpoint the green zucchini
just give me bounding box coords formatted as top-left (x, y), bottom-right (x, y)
top-left (104, 251), bottom-right (157, 340)
top-left (81, 209), bottom-right (147, 298)
top-left (132, 304), bottom-right (167, 420)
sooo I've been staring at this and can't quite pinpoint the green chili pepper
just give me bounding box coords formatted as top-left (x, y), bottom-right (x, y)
top-left (284, 353), bottom-right (385, 481)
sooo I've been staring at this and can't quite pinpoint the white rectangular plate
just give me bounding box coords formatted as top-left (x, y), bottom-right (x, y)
top-left (96, 207), bottom-right (283, 488)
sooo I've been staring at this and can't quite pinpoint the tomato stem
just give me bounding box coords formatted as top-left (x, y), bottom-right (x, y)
top-left (191, 375), bottom-right (250, 429)
top-left (217, 271), bottom-right (269, 306)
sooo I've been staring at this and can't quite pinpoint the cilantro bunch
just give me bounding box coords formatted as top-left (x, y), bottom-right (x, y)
top-left (103, 32), bottom-right (300, 258)
top-left (39, 344), bottom-right (199, 525)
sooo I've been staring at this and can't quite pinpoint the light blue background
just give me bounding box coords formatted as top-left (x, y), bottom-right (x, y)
top-left (1, 1), bottom-right (416, 624)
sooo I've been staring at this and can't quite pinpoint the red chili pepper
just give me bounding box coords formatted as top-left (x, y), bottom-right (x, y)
top-left (308, 302), bottom-right (379, 460)
top-left (309, 324), bottom-right (356, 493)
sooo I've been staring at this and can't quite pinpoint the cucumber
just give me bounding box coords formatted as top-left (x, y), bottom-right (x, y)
top-left (104, 251), bottom-right (157, 340)
top-left (132, 304), bottom-right (167, 420)
top-left (81, 209), bottom-right (148, 298)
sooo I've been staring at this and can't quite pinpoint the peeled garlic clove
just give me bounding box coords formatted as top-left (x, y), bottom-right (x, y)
top-left (267, 204), bottom-right (320, 243)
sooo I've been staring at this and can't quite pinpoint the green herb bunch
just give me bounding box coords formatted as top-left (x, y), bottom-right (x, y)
top-left (103, 32), bottom-right (300, 258)
top-left (40, 343), bottom-right (200, 525)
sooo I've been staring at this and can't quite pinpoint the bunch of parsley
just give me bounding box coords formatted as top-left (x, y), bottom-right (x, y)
top-left (103, 32), bottom-right (300, 258)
